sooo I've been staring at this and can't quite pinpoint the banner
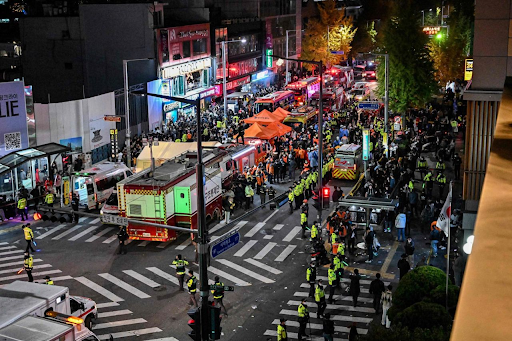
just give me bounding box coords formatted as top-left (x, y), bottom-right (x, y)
top-left (362, 129), bottom-right (370, 161)
top-left (436, 184), bottom-right (452, 234)
top-left (0, 81), bottom-right (29, 156)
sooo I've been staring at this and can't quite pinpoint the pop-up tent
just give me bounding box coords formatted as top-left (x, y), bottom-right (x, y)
top-left (243, 109), bottom-right (283, 124)
top-left (273, 107), bottom-right (290, 120)
top-left (243, 123), bottom-right (278, 140)
top-left (267, 121), bottom-right (292, 137)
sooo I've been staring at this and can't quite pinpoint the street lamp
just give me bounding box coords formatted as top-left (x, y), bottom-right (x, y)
top-left (285, 29), bottom-right (303, 84)
top-left (222, 38), bottom-right (246, 123)
top-left (123, 58), bottom-right (153, 169)
top-left (274, 54), bottom-right (325, 224)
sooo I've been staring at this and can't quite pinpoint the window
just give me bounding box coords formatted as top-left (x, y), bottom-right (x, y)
top-left (70, 298), bottom-right (80, 313)
top-left (173, 76), bottom-right (185, 96)
top-left (192, 38), bottom-right (207, 56)
top-left (182, 41), bottom-right (191, 58)
top-left (201, 69), bottom-right (209, 88)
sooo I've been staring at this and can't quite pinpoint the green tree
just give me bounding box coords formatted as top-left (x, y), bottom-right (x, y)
top-left (301, 0), bottom-right (357, 67)
top-left (377, 0), bottom-right (436, 113)
top-left (361, 324), bottom-right (450, 341)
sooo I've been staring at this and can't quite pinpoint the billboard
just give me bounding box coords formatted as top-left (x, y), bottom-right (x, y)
top-left (362, 128), bottom-right (370, 161)
top-left (0, 81), bottom-right (29, 156)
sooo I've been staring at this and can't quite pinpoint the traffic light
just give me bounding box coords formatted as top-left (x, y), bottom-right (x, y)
top-left (323, 187), bottom-right (330, 198)
top-left (209, 304), bottom-right (222, 340)
top-left (187, 307), bottom-right (201, 341)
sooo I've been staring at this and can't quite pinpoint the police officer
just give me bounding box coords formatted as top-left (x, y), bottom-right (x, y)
top-left (268, 186), bottom-right (276, 210)
top-left (24, 252), bottom-right (33, 282)
top-left (436, 172), bottom-right (447, 197)
top-left (334, 253), bottom-right (345, 289)
top-left (45, 191), bottom-right (54, 208)
top-left (417, 156), bottom-right (427, 179)
top-left (288, 187), bottom-right (294, 214)
top-left (315, 279), bottom-right (327, 318)
top-left (310, 221), bottom-right (319, 242)
top-left (187, 270), bottom-right (198, 307)
top-left (117, 226), bottom-right (128, 255)
top-left (306, 261), bottom-right (316, 297)
top-left (45, 275), bottom-right (54, 285)
top-left (17, 196), bottom-right (28, 221)
top-left (211, 276), bottom-right (228, 315)
top-left (71, 193), bottom-right (80, 223)
top-left (423, 171), bottom-right (434, 197)
top-left (277, 318), bottom-right (287, 341)
top-left (300, 211), bottom-right (308, 239)
top-left (297, 298), bottom-right (309, 340)
top-left (172, 254), bottom-right (189, 291)
top-left (23, 224), bottom-right (35, 253)
top-left (328, 263), bottom-right (337, 304)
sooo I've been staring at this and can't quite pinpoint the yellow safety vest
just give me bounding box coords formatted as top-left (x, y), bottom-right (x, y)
top-left (301, 213), bottom-right (307, 224)
top-left (311, 225), bottom-right (318, 239)
top-left (277, 324), bottom-right (287, 341)
top-left (187, 276), bottom-right (197, 293)
top-left (24, 256), bottom-right (33, 270)
top-left (46, 280), bottom-right (54, 285)
top-left (17, 198), bottom-right (27, 209)
top-left (298, 303), bottom-right (308, 318)
top-left (288, 192), bottom-right (294, 202)
top-left (315, 285), bottom-right (325, 302)
top-left (23, 227), bottom-right (33, 240)
top-left (45, 194), bottom-right (54, 204)
top-left (328, 268), bottom-right (336, 285)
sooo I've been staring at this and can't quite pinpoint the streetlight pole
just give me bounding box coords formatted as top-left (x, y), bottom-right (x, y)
top-left (123, 58), bottom-right (152, 169)
top-left (222, 39), bottom-right (246, 124)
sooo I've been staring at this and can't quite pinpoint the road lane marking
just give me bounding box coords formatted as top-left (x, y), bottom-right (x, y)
top-left (215, 259), bottom-right (274, 283)
top-left (137, 241), bottom-right (150, 247)
top-left (0, 255), bottom-right (25, 262)
top-left (233, 240), bottom-right (257, 257)
top-left (98, 273), bottom-right (150, 299)
top-left (96, 302), bottom-right (120, 309)
top-left (69, 225), bottom-right (99, 241)
top-left (282, 226), bottom-right (302, 242)
top-left (0, 264), bottom-right (51, 275)
top-left (52, 225), bottom-right (83, 240)
top-left (157, 241), bottom-right (172, 249)
top-left (94, 318), bottom-right (147, 329)
top-left (279, 309), bottom-right (373, 323)
top-left (86, 227), bottom-right (115, 242)
top-left (90, 218), bottom-right (101, 224)
top-left (146, 267), bottom-right (179, 286)
top-left (0, 249), bottom-right (24, 257)
top-left (253, 242), bottom-right (276, 260)
top-left (98, 309), bottom-right (132, 318)
top-left (36, 224), bottom-right (66, 239)
top-left (244, 258), bottom-right (282, 274)
top-left (0, 246), bottom-right (17, 251)
top-left (263, 209), bottom-right (279, 223)
top-left (273, 224), bottom-right (284, 230)
top-left (123, 270), bottom-right (161, 288)
top-left (175, 238), bottom-right (190, 250)
top-left (293, 291), bottom-right (373, 303)
top-left (380, 240), bottom-right (399, 274)
top-left (299, 282), bottom-right (370, 294)
top-left (244, 222), bottom-right (264, 238)
top-left (207, 266), bottom-right (251, 286)
top-left (286, 300), bottom-right (375, 314)
top-left (0, 269), bottom-right (62, 282)
top-left (274, 245), bottom-right (296, 262)
top-left (270, 319), bottom-right (368, 335)
top-left (75, 276), bottom-right (124, 302)
top-left (0, 259), bottom-right (42, 268)
top-left (103, 234), bottom-right (119, 244)
top-left (50, 276), bottom-right (74, 282)
top-left (97, 327), bottom-right (162, 340)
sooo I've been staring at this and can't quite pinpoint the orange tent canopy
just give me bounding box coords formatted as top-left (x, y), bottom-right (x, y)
top-left (273, 107), bottom-right (290, 120)
top-left (267, 121), bottom-right (292, 137)
top-left (243, 122), bottom-right (278, 140)
top-left (244, 109), bottom-right (283, 124)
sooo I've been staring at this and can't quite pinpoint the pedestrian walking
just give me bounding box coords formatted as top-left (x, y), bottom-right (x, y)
top-left (244, 183), bottom-right (254, 209)
top-left (172, 254), bottom-right (189, 291)
top-left (24, 252), bottom-right (33, 282)
top-left (381, 285), bottom-right (393, 328)
top-left (322, 313), bottom-right (334, 341)
top-left (297, 298), bottom-right (309, 340)
top-left (397, 253), bottom-right (411, 280)
top-left (211, 276), bottom-right (228, 315)
top-left (277, 318), bottom-right (287, 341)
top-left (71, 193), bottom-right (80, 223)
top-left (187, 270), bottom-right (198, 307)
top-left (314, 279), bottom-right (327, 318)
top-left (349, 322), bottom-right (359, 341)
top-left (23, 224), bottom-right (35, 253)
top-left (348, 224), bottom-right (357, 254)
top-left (395, 209), bottom-right (406, 242)
top-left (117, 226), bottom-right (128, 254)
top-left (430, 227), bottom-right (441, 257)
top-left (369, 273), bottom-right (385, 313)
top-left (349, 269), bottom-right (361, 308)
top-left (404, 237), bottom-right (415, 267)
top-left (364, 227), bottom-right (374, 263)
top-left (306, 261), bottom-right (316, 297)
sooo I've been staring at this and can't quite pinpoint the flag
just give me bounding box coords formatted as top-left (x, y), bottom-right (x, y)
top-left (436, 185), bottom-right (452, 235)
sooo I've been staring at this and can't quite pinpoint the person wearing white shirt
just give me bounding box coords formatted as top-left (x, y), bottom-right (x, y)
top-left (395, 210), bottom-right (406, 242)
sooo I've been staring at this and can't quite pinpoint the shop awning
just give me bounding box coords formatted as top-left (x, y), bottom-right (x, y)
top-left (243, 109), bottom-right (284, 124)
top-left (0, 143), bottom-right (71, 176)
top-left (243, 123), bottom-right (278, 140)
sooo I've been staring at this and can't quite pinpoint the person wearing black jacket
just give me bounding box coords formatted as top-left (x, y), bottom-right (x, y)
top-left (349, 269), bottom-right (361, 307)
top-left (397, 253), bottom-right (411, 280)
top-left (117, 226), bottom-right (129, 255)
top-left (369, 273), bottom-right (386, 313)
top-left (348, 225), bottom-right (357, 254)
top-left (322, 313), bottom-right (334, 341)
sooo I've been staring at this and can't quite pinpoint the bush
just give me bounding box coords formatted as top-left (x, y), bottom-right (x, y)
top-left (361, 323), bottom-right (451, 341)
top-left (394, 302), bottom-right (452, 331)
top-left (392, 266), bottom-right (448, 311)
top-left (431, 284), bottom-right (460, 309)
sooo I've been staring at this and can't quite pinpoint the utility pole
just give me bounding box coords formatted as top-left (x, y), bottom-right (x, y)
top-left (318, 60), bottom-right (324, 224)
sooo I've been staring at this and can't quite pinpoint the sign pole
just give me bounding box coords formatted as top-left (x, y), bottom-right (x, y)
top-left (445, 181), bottom-right (453, 309)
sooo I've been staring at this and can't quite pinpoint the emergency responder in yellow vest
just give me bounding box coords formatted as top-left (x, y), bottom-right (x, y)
top-left (45, 191), bottom-right (54, 211)
top-left (297, 298), bottom-right (309, 340)
top-left (288, 187), bottom-right (294, 214)
top-left (182, 133), bottom-right (188, 142)
top-left (334, 253), bottom-right (345, 289)
top-left (301, 212), bottom-right (308, 239)
top-left (211, 276), bottom-right (228, 315)
top-left (310, 221), bottom-right (319, 242)
top-left (417, 156), bottom-right (427, 179)
top-left (45, 275), bottom-right (54, 285)
top-left (306, 261), bottom-right (316, 297)
top-left (17, 196), bottom-right (28, 221)
top-left (24, 252), bottom-right (33, 282)
top-left (175, 138), bottom-right (181, 142)
top-left (330, 232), bottom-right (337, 245)
top-left (187, 270), bottom-right (198, 307)
top-left (315, 279), bottom-right (327, 318)
top-left (435, 159), bottom-right (446, 174)
top-left (277, 318), bottom-right (287, 341)
top-left (293, 182), bottom-right (301, 210)
top-left (436, 172), bottom-right (447, 197)
top-left (172, 254), bottom-right (189, 291)
top-left (408, 180), bottom-right (414, 192)
top-left (328, 264), bottom-right (337, 304)
top-left (23, 224), bottom-right (35, 253)
top-left (423, 171), bottom-right (434, 197)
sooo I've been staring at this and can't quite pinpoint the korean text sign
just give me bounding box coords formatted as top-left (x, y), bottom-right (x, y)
top-left (0, 81), bottom-right (28, 156)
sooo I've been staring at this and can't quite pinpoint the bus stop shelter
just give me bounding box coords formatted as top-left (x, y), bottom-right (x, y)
top-left (336, 196), bottom-right (399, 228)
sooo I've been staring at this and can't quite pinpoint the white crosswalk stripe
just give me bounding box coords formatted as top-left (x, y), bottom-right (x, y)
top-left (0, 258), bottom-right (42, 268)
top-left (0, 255), bottom-right (25, 262)
top-left (215, 259), bottom-right (274, 283)
top-left (175, 238), bottom-right (190, 250)
top-left (0, 246), bottom-right (17, 251)
top-left (0, 269), bottom-right (62, 282)
top-left (283, 226), bottom-right (302, 242)
top-left (244, 222), bottom-right (264, 238)
top-left (146, 267), bottom-right (179, 286)
top-left (293, 291), bottom-right (373, 303)
top-left (48, 276), bottom-right (73, 282)
top-left (273, 224), bottom-right (284, 231)
top-left (97, 309), bottom-right (132, 318)
top-left (52, 224), bottom-right (83, 240)
top-left (275, 245), bottom-right (296, 262)
top-left (207, 266), bottom-right (251, 287)
top-left (68, 225), bottom-right (99, 241)
top-left (36, 224), bottom-right (65, 239)
top-left (157, 241), bottom-right (172, 249)
top-left (123, 270), bottom-right (161, 288)
top-left (271, 319), bottom-right (364, 334)
top-left (96, 302), bottom-right (120, 309)
top-left (98, 273), bottom-right (151, 299)
top-left (89, 218), bottom-right (101, 224)
top-left (286, 300), bottom-right (375, 314)
top-left (75, 276), bottom-right (124, 302)
top-left (233, 240), bottom-right (257, 257)
top-left (86, 227), bottom-right (115, 242)
top-left (264, 329), bottom-right (346, 340)
top-left (299, 283), bottom-right (370, 294)
top-left (0, 242), bottom-right (8, 246)
top-left (0, 264), bottom-right (51, 275)
top-left (0, 249), bottom-right (24, 257)
top-left (279, 308), bottom-right (373, 323)
top-left (97, 327), bottom-right (162, 340)
top-left (94, 318), bottom-right (147, 330)
top-left (244, 258), bottom-right (282, 275)
top-left (103, 234), bottom-right (119, 244)
top-left (253, 242), bottom-right (277, 260)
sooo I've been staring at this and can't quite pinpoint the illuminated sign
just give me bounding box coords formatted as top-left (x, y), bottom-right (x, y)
top-left (362, 129), bottom-right (370, 161)
top-left (422, 26), bottom-right (441, 35)
top-left (464, 59), bottom-right (473, 81)
top-left (161, 58), bottom-right (211, 79)
top-left (266, 49), bottom-right (273, 68)
top-left (251, 70), bottom-right (269, 82)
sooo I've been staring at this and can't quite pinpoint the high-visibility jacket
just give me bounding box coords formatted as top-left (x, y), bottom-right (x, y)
top-left (424, 173), bottom-right (433, 182)
top-left (175, 139), bottom-right (181, 142)
top-left (182, 133), bottom-right (188, 142)
top-left (277, 324), bottom-right (287, 341)
top-left (301, 213), bottom-right (307, 225)
top-left (24, 256), bottom-right (33, 270)
top-left (330, 233), bottom-right (337, 244)
top-left (298, 303), bottom-right (309, 318)
top-left (233, 116), bottom-right (239, 124)
top-left (211, 281), bottom-right (225, 299)
top-left (288, 191), bottom-right (294, 202)
top-left (172, 259), bottom-right (189, 275)
top-left (311, 225), bottom-right (318, 239)
top-left (435, 162), bottom-right (446, 170)
top-left (216, 121), bottom-right (222, 128)
top-left (328, 268), bottom-right (336, 285)
top-left (333, 256), bottom-right (341, 271)
top-left (436, 174), bottom-right (446, 184)
top-left (45, 193), bottom-right (54, 204)
top-left (46, 280), bottom-right (54, 285)
top-left (245, 186), bottom-right (254, 197)
top-left (187, 276), bottom-right (197, 293)
top-left (17, 198), bottom-right (27, 210)
top-left (293, 186), bottom-right (301, 197)
top-left (23, 226), bottom-right (34, 240)
top-left (314, 285), bottom-right (325, 302)
top-left (417, 160), bottom-right (427, 168)
top-left (306, 266), bottom-right (315, 282)
top-left (408, 181), bottom-right (414, 191)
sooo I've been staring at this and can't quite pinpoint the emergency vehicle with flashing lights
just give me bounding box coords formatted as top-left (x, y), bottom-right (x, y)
top-left (310, 86), bottom-right (345, 112)
top-left (285, 77), bottom-right (321, 106)
top-left (117, 149), bottom-right (227, 242)
top-left (332, 144), bottom-right (362, 180)
top-left (283, 105), bottom-right (318, 132)
top-left (254, 90), bottom-right (295, 112)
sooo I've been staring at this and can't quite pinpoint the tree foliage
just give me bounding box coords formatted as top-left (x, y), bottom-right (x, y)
top-left (301, 0), bottom-right (357, 67)
top-left (377, 0), bottom-right (436, 113)
top-left (361, 323), bottom-right (451, 341)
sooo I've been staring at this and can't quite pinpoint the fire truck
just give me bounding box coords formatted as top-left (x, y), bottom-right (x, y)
top-left (332, 144), bottom-right (362, 180)
top-left (117, 150), bottom-right (226, 242)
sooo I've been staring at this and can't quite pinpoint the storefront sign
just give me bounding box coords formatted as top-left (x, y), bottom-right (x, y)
top-left (0, 81), bottom-right (28, 156)
top-left (163, 101), bottom-right (180, 113)
top-left (362, 129), bottom-right (370, 161)
top-left (464, 59), bottom-right (473, 81)
top-left (251, 70), bottom-right (269, 82)
top-left (158, 24), bottom-right (210, 66)
top-left (422, 26), bottom-right (441, 36)
top-left (168, 24), bottom-right (210, 43)
top-left (200, 87), bottom-right (216, 99)
top-left (161, 58), bottom-right (212, 79)
top-left (227, 76), bottom-right (251, 91)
